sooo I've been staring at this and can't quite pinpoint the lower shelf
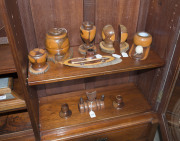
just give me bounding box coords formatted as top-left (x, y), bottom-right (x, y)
top-left (0, 111), bottom-right (35, 141)
top-left (0, 98), bottom-right (26, 113)
top-left (0, 78), bottom-right (26, 113)
top-left (0, 44), bottom-right (16, 75)
top-left (39, 83), bottom-right (158, 140)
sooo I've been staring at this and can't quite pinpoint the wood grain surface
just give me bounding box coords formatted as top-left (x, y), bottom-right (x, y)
top-left (29, 0), bottom-right (83, 48)
top-left (95, 0), bottom-right (140, 43)
top-left (0, 98), bottom-right (26, 114)
top-left (0, 111), bottom-right (34, 141)
top-left (0, 44), bottom-right (16, 74)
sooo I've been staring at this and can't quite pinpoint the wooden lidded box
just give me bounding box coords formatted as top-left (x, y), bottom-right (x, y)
top-left (0, 0), bottom-right (179, 140)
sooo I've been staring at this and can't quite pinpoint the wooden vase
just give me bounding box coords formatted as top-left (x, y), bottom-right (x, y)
top-left (119, 25), bottom-right (129, 53)
top-left (28, 48), bottom-right (49, 74)
top-left (100, 25), bottom-right (115, 54)
top-left (79, 21), bottom-right (96, 55)
top-left (129, 32), bottom-right (152, 60)
top-left (45, 28), bottom-right (71, 63)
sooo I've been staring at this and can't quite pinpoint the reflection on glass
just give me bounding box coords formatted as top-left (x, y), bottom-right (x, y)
top-left (166, 72), bottom-right (180, 141)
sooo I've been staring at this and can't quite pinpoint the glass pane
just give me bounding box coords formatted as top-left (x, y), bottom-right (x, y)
top-left (166, 72), bottom-right (180, 141)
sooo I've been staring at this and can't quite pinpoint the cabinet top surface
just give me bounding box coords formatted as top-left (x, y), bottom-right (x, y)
top-left (28, 42), bottom-right (164, 85)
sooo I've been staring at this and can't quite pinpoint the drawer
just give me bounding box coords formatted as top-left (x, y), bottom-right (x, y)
top-left (73, 123), bottom-right (151, 141)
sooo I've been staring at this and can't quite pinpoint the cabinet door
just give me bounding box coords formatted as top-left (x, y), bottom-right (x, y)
top-left (157, 34), bottom-right (180, 141)
top-left (165, 72), bottom-right (180, 141)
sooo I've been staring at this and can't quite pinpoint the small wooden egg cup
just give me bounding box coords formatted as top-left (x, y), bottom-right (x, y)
top-left (28, 48), bottom-right (49, 75)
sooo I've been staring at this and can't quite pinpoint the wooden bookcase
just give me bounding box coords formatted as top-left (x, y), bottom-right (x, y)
top-left (0, 0), bottom-right (179, 141)
top-left (0, 6), bottom-right (34, 140)
top-left (0, 17), bottom-right (26, 113)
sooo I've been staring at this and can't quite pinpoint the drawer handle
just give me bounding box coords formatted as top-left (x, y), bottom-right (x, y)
top-left (97, 138), bottom-right (108, 141)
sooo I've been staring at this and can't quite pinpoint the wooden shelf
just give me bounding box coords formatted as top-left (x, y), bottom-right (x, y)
top-left (0, 98), bottom-right (26, 113)
top-left (0, 111), bottom-right (35, 141)
top-left (39, 83), bottom-right (155, 140)
top-left (0, 78), bottom-right (26, 113)
top-left (0, 44), bottom-right (16, 75)
top-left (28, 42), bottom-right (164, 85)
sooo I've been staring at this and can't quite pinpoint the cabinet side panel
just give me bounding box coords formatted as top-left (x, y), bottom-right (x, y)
top-left (29, 0), bottom-right (83, 48)
top-left (0, 0), bottom-right (40, 139)
top-left (137, 0), bottom-right (180, 108)
top-left (95, 0), bottom-right (140, 43)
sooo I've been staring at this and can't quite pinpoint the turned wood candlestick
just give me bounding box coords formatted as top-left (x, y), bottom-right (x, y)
top-left (79, 21), bottom-right (96, 55)
top-left (28, 48), bottom-right (49, 75)
top-left (100, 25), bottom-right (115, 54)
top-left (113, 95), bottom-right (124, 110)
top-left (45, 28), bottom-right (72, 63)
top-left (119, 25), bottom-right (129, 53)
top-left (59, 103), bottom-right (72, 119)
top-left (129, 32), bottom-right (152, 60)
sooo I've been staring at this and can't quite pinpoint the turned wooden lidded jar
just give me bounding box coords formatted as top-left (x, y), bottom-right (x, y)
top-left (129, 32), bottom-right (152, 60)
top-left (28, 48), bottom-right (49, 74)
top-left (45, 28), bottom-right (70, 63)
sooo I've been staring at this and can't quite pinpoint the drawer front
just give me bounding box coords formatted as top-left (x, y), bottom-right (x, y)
top-left (73, 123), bottom-right (150, 141)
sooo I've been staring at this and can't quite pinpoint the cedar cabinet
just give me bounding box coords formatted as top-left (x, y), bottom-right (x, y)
top-left (0, 0), bottom-right (179, 141)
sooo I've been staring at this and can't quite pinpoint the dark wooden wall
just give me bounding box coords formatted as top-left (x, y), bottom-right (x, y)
top-left (95, 0), bottom-right (140, 42)
top-left (17, 0), bottom-right (149, 97)
top-left (29, 0), bottom-right (83, 48)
